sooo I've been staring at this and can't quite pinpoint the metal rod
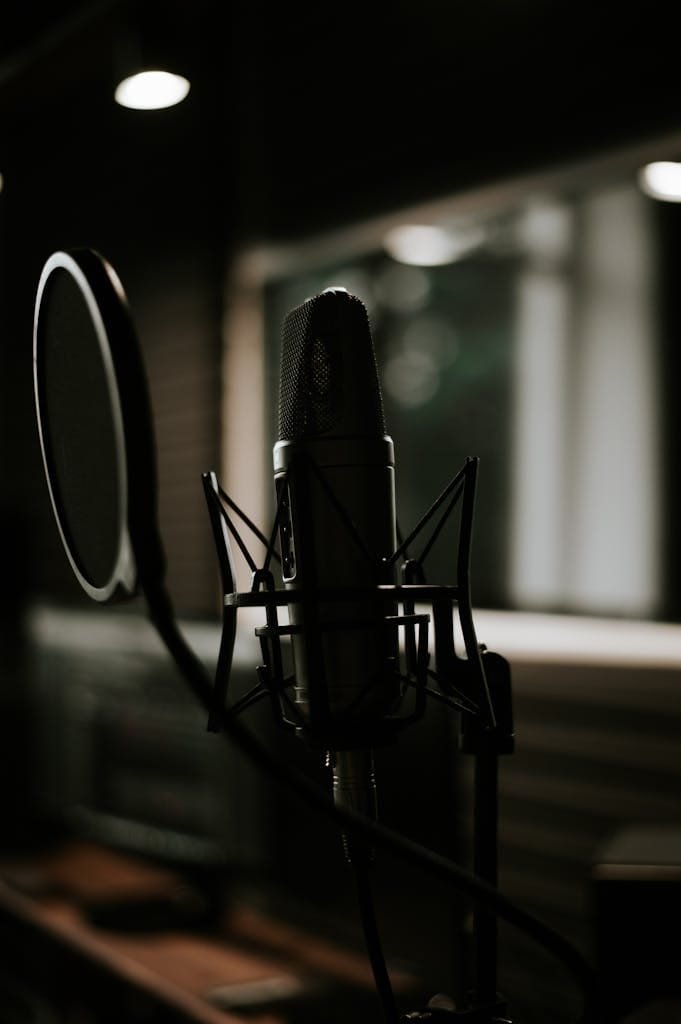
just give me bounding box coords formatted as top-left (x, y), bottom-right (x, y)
top-left (473, 749), bottom-right (500, 1008)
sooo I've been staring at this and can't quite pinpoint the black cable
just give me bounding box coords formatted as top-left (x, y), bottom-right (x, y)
top-left (352, 856), bottom-right (401, 1024)
top-left (144, 581), bottom-right (600, 1022)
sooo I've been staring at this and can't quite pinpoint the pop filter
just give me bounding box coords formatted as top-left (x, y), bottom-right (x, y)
top-left (33, 249), bottom-right (164, 602)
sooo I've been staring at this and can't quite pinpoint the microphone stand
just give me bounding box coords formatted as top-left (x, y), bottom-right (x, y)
top-left (201, 458), bottom-right (516, 1024)
top-left (457, 650), bottom-right (514, 1024)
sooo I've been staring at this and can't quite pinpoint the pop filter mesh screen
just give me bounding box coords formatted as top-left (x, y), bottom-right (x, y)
top-left (40, 267), bottom-right (123, 589)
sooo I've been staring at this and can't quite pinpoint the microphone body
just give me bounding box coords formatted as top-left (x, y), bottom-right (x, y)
top-left (273, 288), bottom-right (400, 820)
top-left (273, 435), bottom-right (398, 738)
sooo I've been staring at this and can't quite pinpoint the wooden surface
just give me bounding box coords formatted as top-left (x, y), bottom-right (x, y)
top-left (0, 840), bottom-right (412, 1022)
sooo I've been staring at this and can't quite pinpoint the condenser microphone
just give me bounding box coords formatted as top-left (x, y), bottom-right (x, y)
top-left (273, 287), bottom-right (401, 827)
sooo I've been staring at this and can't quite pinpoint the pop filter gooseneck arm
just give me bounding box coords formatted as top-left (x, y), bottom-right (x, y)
top-left (32, 250), bottom-right (602, 1024)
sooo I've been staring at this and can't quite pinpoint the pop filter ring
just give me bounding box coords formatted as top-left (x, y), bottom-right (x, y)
top-left (33, 249), bottom-right (165, 602)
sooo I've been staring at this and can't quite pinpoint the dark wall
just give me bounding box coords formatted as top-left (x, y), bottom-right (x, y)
top-left (0, 3), bottom-right (230, 616)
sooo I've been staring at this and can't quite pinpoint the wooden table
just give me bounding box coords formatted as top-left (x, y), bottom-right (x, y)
top-left (0, 841), bottom-right (415, 1023)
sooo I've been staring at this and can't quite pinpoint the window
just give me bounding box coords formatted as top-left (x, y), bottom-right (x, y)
top-left (223, 139), bottom-right (681, 622)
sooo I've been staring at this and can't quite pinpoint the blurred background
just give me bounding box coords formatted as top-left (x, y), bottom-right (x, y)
top-left (2, 2), bottom-right (681, 1022)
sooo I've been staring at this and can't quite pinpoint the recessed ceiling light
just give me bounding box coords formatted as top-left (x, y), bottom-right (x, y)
top-left (114, 70), bottom-right (190, 110)
top-left (638, 161), bottom-right (681, 203)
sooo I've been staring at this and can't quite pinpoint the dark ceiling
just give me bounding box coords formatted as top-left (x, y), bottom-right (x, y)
top-left (3, 1), bottom-right (681, 243)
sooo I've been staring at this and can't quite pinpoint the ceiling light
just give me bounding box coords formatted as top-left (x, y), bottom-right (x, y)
top-left (638, 161), bottom-right (681, 203)
top-left (114, 70), bottom-right (190, 110)
top-left (383, 223), bottom-right (484, 267)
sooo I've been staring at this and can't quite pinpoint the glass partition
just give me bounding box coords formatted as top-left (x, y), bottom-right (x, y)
top-left (224, 134), bottom-right (681, 623)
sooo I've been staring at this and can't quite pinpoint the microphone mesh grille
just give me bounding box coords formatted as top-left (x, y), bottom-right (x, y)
top-left (277, 289), bottom-right (386, 440)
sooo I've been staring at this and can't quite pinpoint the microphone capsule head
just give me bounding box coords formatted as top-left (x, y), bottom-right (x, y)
top-left (277, 287), bottom-right (386, 442)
